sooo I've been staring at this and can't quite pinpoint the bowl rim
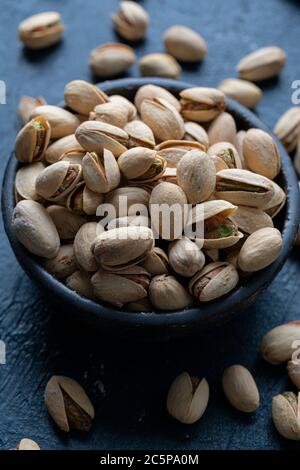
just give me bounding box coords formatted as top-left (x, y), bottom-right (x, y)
top-left (2, 77), bottom-right (300, 332)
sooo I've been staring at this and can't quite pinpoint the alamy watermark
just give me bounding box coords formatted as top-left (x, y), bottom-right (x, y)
top-left (291, 80), bottom-right (300, 105)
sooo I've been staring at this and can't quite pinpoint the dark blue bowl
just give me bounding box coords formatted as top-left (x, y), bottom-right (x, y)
top-left (2, 78), bottom-right (300, 340)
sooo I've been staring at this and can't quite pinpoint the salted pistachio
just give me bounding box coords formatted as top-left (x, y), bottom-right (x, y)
top-left (261, 321), bottom-right (300, 364)
top-left (263, 180), bottom-right (286, 218)
top-left (75, 121), bottom-right (128, 157)
top-left (82, 149), bottom-right (121, 193)
top-left (274, 107), bottom-right (300, 152)
top-left (89, 43), bottom-right (136, 78)
top-left (15, 116), bottom-right (51, 163)
top-left (124, 120), bottom-right (155, 149)
top-left (237, 46), bottom-right (287, 81)
top-left (167, 372), bottom-right (209, 424)
top-left (18, 96), bottom-right (47, 125)
top-left (229, 206), bottom-right (273, 235)
top-left (92, 101), bottom-right (129, 128)
top-left (218, 78), bottom-right (262, 108)
top-left (208, 112), bottom-right (237, 146)
top-left (30, 105), bottom-right (80, 140)
top-left (113, 1), bottom-right (149, 41)
top-left (66, 270), bottom-right (94, 300)
top-left (104, 186), bottom-right (150, 217)
top-left (59, 148), bottom-right (86, 166)
top-left (74, 222), bottom-right (101, 272)
top-left (243, 128), bottom-right (281, 180)
top-left (15, 162), bottom-right (45, 202)
top-left (140, 97), bottom-right (185, 142)
top-left (44, 244), bottom-right (77, 279)
top-left (189, 262), bottom-right (239, 302)
top-left (18, 11), bottom-right (64, 49)
top-left (13, 200), bottom-right (60, 259)
top-left (46, 205), bottom-right (86, 240)
top-left (107, 215), bottom-right (150, 230)
top-left (110, 95), bottom-right (137, 121)
top-left (35, 161), bottom-right (82, 202)
top-left (92, 266), bottom-right (150, 308)
top-left (295, 141), bottom-right (300, 176)
top-left (155, 140), bottom-right (206, 167)
top-left (180, 87), bottom-right (226, 122)
top-left (134, 84), bottom-right (181, 113)
top-left (208, 142), bottom-right (242, 169)
top-left (64, 80), bottom-right (108, 115)
top-left (163, 25), bottom-right (207, 62)
top-left (184, 122), bottom-right (209, 149)
top-left (45, 375), bottom-right (94, 432)
top-left (65, 182), bottom-right (103, 215)
top-left (234, 130), bottom-right (246, 168)
top-left (139, 53), bottom-right (181, 79)
top-left (126, 297), bottom-right (153, 313)
top-left (92, 226), bottom-right (154, 271)
top-left (222, 365), bottom-right (260, 413)
top-left (118, 147), bottom-right (166, 183)
top-left (272, 392), bottom-right (300, 441)
top-left (141, 247), bottom-right (169, 275)
top-left (15, 438), bottom-right (40, 450)
top-left (287, 361), bottom-right (300, 390)
top-left (149, 274), bottom-right (193, 311)
top-left (45, 134), bottom-right (83, 164)
top-left (168, 237), bottom-right (205, 277)
top-left (215, 169), bottom-right (275, 208)
top-left (177, 149), bottom-right (216, 204)
top-left (238, 227), bottom-right (282, 272)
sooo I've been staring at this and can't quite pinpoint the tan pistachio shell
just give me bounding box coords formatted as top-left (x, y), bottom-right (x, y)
top-left (89, 43), bottom-right (136, 78)
top-left (30, 105), bottom-right (80, 139)
top-left (104, 186), bottom-right (150, 217)
top-left (75, 120), bottom-right (128, 157)
top-left (184, 122), bottom-right (209, 149)
top-left (45, 134), bottom-right (83, 164)
top-left (64, 80), bottom-right (108, 115)
top-left (18, 95), bottom-right (47, 125)
top-left (274, 107), bottom-right (300, 152)
top-left (141, 247), bottom-right (169, 275)
top-left (18, 11), bottom-right (64, 49)
top-left (155, 140), bottom-right (206, 167)
top-left (140, 97), bottom-right (185, 141)
top-left (134, 84), bottom-right (181, 113)
top-left (238, 227), bottom-right (282, 272)
top-left (92, 101), bottom-right (129, 128)
top-left (234, 130), bottom-right (247, 168)
top-left (58, 148), bottom-right (86, 166)
top-left (66, 271), bottom-right (94, 300)
top-left (35, 161), bottom-right (82, 202)
top-left (229, 206), bottom-right (273, 235)
top-left (82, 186), bottom-right (104, 215)
top-left (272, 392), bottom-right (300, 441)
top-left (208, 142), bottom-right (242, 169)
top-left (237, 46), bottom-right (287, 81)
top-left (218, 78), bottom-right (262, 108)
top-left (15, 162), bottom-right (46, 202)
top-left (261, 321), bottom-right (300, 364)
top-left (264, 180), bottom-right (286, 218)
top-left (46, 205), bottom-right (86, 240)
top-left (44, 244), bottom-right (77, 279)
top-left (15, 116), bottom-right (51, 163)
top-left (168, 237), bottom-right (205, 277)
top-left (82, 149), bottom-right (121, 193)
top-left (124, 120), bottom-right (155, 149)
top-left (149, 274), bottom-right (193, 311)
top-left (110, 95), bottom-right (137, 121)
top-left (222, 365), bottom-right (260, 413)
top-left (180, 87), bottom-right (226, 122)
top-left (118, 147), bottom-right (166, 183)
top-left (139, 53), bottom-right (181, 79)
top-left (113, 1), bottom-right (149, 41)
top-left (208, 112), bottom-right (237, 146)
top-left (163, 25), bottom-right (207, 62)
top-left (74, 222), bottom-right (101, 272)
top-left (243, 128), bottom-right (281, 179)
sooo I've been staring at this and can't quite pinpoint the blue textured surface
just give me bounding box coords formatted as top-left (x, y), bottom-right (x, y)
top-left (0, 0), bottom-right (300, 451)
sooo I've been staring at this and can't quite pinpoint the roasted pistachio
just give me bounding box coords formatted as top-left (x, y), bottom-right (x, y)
top-left (75, 121), bottom-right (128, 157)
top-left (15, 162), bottom-right (45, 202)
top-left (222, 365), bottom-right (260, 413)
top-left (105, 186), bottom-right (150, 217)
top-left (46, 205), bottom-right (86, 240)
top-left (89, 43), bottom-right (136, 78)
top-left (66, 182), bottom-right (104, 215)
top-left (155, 140), bottom-right (206, 167)
top-left (59, 148), bottom-right (86, 166)
top-left (184, 122), bottom-right (209, 149)
top-left (113, 1), bottom-right (149, 41)
top-left (237, 46), bottom-right (287, 81)
top-left (124, 120), bottom-right (155, 149)
top-left (168, 237), bottom-right (205, 277)
top-left (92, 101), bottom-right (129, 128)
top-left (272, 392), bottom-right (300, 441)
top-left (218, 78), bottom-right (262, 108)
top-left (274, 107), bottom-right (300, 152)
top-left (18, 96), bottom-right (47, 125)
top-left (208, 112), bottom-right (237, 146)
top-left (35, 161), bottom-right (82, 202)
top-left (82, 149), bottom-right (121, 193)
top-left (139, 53), bottom-right (181, 79)
top-left (238, 227), bottom-right (282, 272)
top-left (189, 262), bottom-right (239, 302)
top-left (264, 180), bottom-right (286, 218)
top-left (64, 80), bottom-right (108, 115)
top-left (19, 11), bottom-right (64, 49)
top-left (44, 244), bottom-right (77, 279)
top-left (30, 105), bottom-right (80, 139)
top-left (163, 25), bottom-right (207, 62)
top-left (45, 134), bottom-right (83, 164)
top-left (66, 270), bottom-right (94, 300)
top-left (140, 97), bottom-right (185, 141)
top-left (15, 116), bottom-right (51, 163)
top-left (243, 128), bottom-right (281, 179)
top-left (110, 95), bottom-right (137, 121)
top-left (118, 147), bottom-right (166, 183)
top-left (141, 247), bottom-right (169, 275)
top-left (261, 321), bottom-right (300, 364)
top-left (149, 274), bottom-right (193, 311)
top-left (229, 206), bottom-right (273, 235)
top-left (180, 87), bottom-right (226, 122)
top-left (208, 142), bottom-right (242, 169)
top-left (74, 222), bottom-right (100, 272)
top-left (134, 84), bottom-right (181, 113)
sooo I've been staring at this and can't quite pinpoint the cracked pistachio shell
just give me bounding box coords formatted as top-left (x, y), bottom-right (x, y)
top-left (208, 112), bottom-right (237, 146)
top-left (65, 181), bottom-right (104, 215)
top-left (168, 237), bottom-right (205, 277)
top-left (140, 97), bottom-right (185, 141)
top-left (64, 80), bottom-right (108, 115)
top-left (263, 180), bottom-right (286, 218)
top-left (18, 95), bottom-right (47, 125)
top-left (134, 84), bottom-right (181, 113)
top-left (184, 122), bottom-right (209, 149)
top-left (155, 140), bottom-right (206, 168)
top-left (92, 266), bottom-right (150, 307)
top-left (216, 169), bottom-right (275, 208)
top-left (149, 275), bottom-right (193, 311)
top-left (167, 373), bottom-right (209, 424)
top-left (141, 247), bottom-right (169, 275)
top-left (211, 154), bottom-right (230, 173)
top-left (126, 297), bottom-right (153, 313)
top-left (272, 392), bottom-right (300, 441)
top-left (66, 271), bottom-right (94, 300)
top-left (15, 116), bottom-right (51, 163)
top-left (45, 375), bottom-right (94, 432)
top-left (113, 1), bottom-right (149, 41)
top-left (288, 361), bottom-right (300, 390)
top-left (110, 95), bottom-right (137, 121)
top-left (140, 53), bottom-right (181, 79)
top-left (93, 101), bottom-right (129, 128)
top-left (189, 262), bottom-right (239, 302)
top-left (75, 121), bottom-right (128, 157)
top-left (124, 120), bottom-right (155, 149)
top-left (238, 227), bottom-right (282, 272)
top-left (45, 134), bottom-right (83, 164)
top-left (163, 25), bottom-right (207, 62)
top-left (274, 107), bottom-right (300, 152)
top-left (92, 226), bottom-right (154, 271)
top-left (46, 205), bottom-right (86, 240)
top-left (30, 105), bottom-right (80, 139)
top-left (222, 365), bottom-right (260, 413)
top-left (16, 438), bottom-right (40, 450)
top-left (159, 166), bottom-right (177, 184)
top-left (82, 149), bottom-right (120, 193)
top-left (218, 78), bottom-right (262, 108)
top-left (13, 200), bottom-right (60, 259)
top-left (261, 321), bottom-right (300, 364)
top-left (177, 149), bottom-right (216, 204)
top-left (208, 142), bottom-right (242, 169)
top-left (19, 11), bottom-right (64, 49)
top-left (118, 147), bottom-right (166, 183)
top-left (59, 148), bottom-right (86, 166)
top-left (229, 206), bottom-right (273, 235)
top-left (35, 161), bottom-right (82, 202)
top-left (237, 46), bottom-right (287, 81)
top-left (234, 130), bottom-right (246, 168)
top-left (74, 222), bottom-right (102, 272)
top-left (89, 43), bottom-right (136, 78)
top-left (180, 87), bottom-right (226, 122)
top-left (105, 186), bottom-right (150, 217)
top-left (15, 162), bottom-right (46, 202)
top-left (44, 244), bottom-right (77, 280)
top-left (243, 128), bottom-right (281, 179)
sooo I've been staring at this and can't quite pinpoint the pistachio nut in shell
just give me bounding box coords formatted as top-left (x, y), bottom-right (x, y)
top-left (287, 361), bottom-right (300, 390)
top-left (218, 78), bottom-right (262, 108)
top-left (44, 244), bottom-right (77, 280)
top-left (168, 237), bottom-right (205, 277)
top-left (74, 222), bottom-right (100, 272)
top-left (110, 95), bottom-right (137, 121)
top-left (93, 101), bottom-right (129, 128)
top-left (134, 84), bottom-right (181, 113)
top-left (66, 182), bottom-right (104, 215)
top-left (75, 120), bottom-right (128, 157)
top-left (105, 186), bottom-right (150, 217)
top-left (167, 372), bottom-right (209, 424)
top-left (189, 262), bottom-right (239, 302)
top-left (64, 80), bottom-right (108, 115)
top-left (156, 140), bottom-right (206, 168)
top-left (15, 438), bottom-right (40, 450)
top-left (13, 200), bottom-right (60, 259)
top-left (18, 95), bottom-right (47, 125)
top-left (18, 11), bottom-right (64, 49)
top-left (243, 128), bottom-right (281, 180)
top-left (234, 130), bottom-right (246, 168)
top-left (184, 121), bottom-right (209, 149)
top-left (66, 271), bottom-right (94, 300)
top-left (35, 161), bottom-right (82, 202)
top-left (45, 134), bottom-right (83, 164)
top-left (118, 147), bottom-right (166, 183)
top-left (208, 142), bottom-right (242, 169)
top-left (264, 180), bottom-right (286, 218)
top-left (229, 206), bottom-right (273, 235)
top-left (139, 53), bottom-right (181, 79)
top-left (124, 120), bottom-right (155, 149)
top-left (30, 105), bottom-right (80, 139)
top-left (141, 247), bottom-right (169, 275)
top-left (140, 97), bottom-right (185, 142)
top-left (272, 392), bottom-right (300, 441)
top-left (46, 205), bottom-right (86, 240)
top-left (163, 25), bottom-right (207, 62)
top-left (15, 116), bottom-right (51, 163)
top-left (222, 365), bottom-right (260, 413)
top-left (44, 375), bottom-right (94, 432)
top-left (15, 162), bottom-right (46, 202)
top-left (180, 87), bottom-right (226, 122)
top-left (149, 274), bottom-right (193, 311)
top-left (113, 1), bottom-right (149, 41)
top-left (82, 149), bottom-right (121, 193)
top-left (238, 227), bottom-right (282, 272)
top-left (273, 107), bottom-right (300, 152)
top-left (237, 46), bottom-right (287, 81)
top-left (89, 43), bottom-right (136, 78)
top-left (58, 148), bottom-right (86, 166)
top-left (261, 321), bottom-right (300, 365)
top-left (208, 112), bottom-right (237, 146)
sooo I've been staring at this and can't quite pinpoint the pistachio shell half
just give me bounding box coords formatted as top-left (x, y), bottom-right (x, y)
top-left (64, 80), bottom-right (108, 115)
top-left (140, 97), bottom-right (185, 141)
top-left (75, 121), bottom-right (128, 157)
top-left (118, 147), bottom-right (166, 183)
top-left (180, 87), bottom-right (226, 122)
top-left (82, 149), bottom-right (121, 193)
top-left (35, 161), bottom-right (82, 202)
top-left (15, 116), bottom-right (51, 163)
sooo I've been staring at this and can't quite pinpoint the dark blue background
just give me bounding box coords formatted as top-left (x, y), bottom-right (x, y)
top-left (0, 0), bottom-right (300, 451)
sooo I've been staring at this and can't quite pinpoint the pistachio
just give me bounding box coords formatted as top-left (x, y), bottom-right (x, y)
top-left (140, 97), bottom-right (185, 141)
top-left (287, 361), bottom-right (300, 390)
top-left (44, 244), bottom-right (77, 279)
top-left (139, 53), bottom-right (181, 79)
top-left (113, 1), bottom-right (149, 41)
top-left (89, 43), bottom-right (136, 78)
top-left (229, 206), bottom-right (273, 235)
top-left (75, 121), bottom-right (128, 157)
top-left (274, 107), bottom-right (300, 152)
top-left (261, 321), bottom-right (300, 364)
top-left (184, 122), bottom-right (209, 149)
top-left (15, 438), bottom-right (40, 450)
top-left (234, 130), bottom-right (247, 169)
top-left (237, 46), bottom-right (287, 81)
top-left (110, 95), bottom-right (137, 121)
top-left (167, 373), bottom-right (209, 424)
top-left (15, 116), bottom-right (51, 163)
top-left (222, 365), bottom-right (260, 413)
top-left (66, 271), bottom-right (94, 300)
top-left (15, 162), bottom-right (46, 202)
top-left (66, 183), bottom-right (104, 215)
top-left (238, 227), bottom-right (282, 272)
top-left (82, 149), bottom-right (121, 193)
top-left (141, 247), bottom-right (169, 275)
top-left (218, 78), bottom-right (262, 108)
top-left (168, 237), bottom-right (205, 277)
top-left (64, 80), bottom-right (108, 115)
top-left (59, 148), bottom-right (86, 166)
top-left (30, 105), bottom-right (80, 139)
top-left (12, 200), bottom-right (60, 259)
top-left (105, 186), bottom-right (150, 217)
top-left (118, 147), bottom-right (166, 183)
top-left (163, 25), bottom-right (207, 62)
top-left (264, 180), bottom-right (286, 218)
top-left (208, 112), bottom-right (237, 146)
top-left (46, 205), bottom-right (86, 240)
top-left (149, 275), bottom-right (193, 311)
top-left (74, 222), bottom-right (100, 272)
top-left (18, 11), bottom-right (64, 49)
top-left (180, 87), bottom-right (226, 122)
top-left (134, 84), bottom-right (181, 113)
top-left (45, 375), bottom-right (94, 432)
top-left (208, 142), bottom-right (242, 169)
top-left (18, 96), bottom-right (47, 125)
top-left (272, 392), bottom-right (300, 441)
top-left (124, 120), bottom-right (155, 149)
top-left (243, 128), bottom-right (281, 179)
top-left (35, 161), bottom-right (82, 202)
top-left (189, 262), bottom-right (239, 302)
top-left (93, 101), bottom-right (129, 128)
top-left (45, 134), bottom-right (83, 164)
